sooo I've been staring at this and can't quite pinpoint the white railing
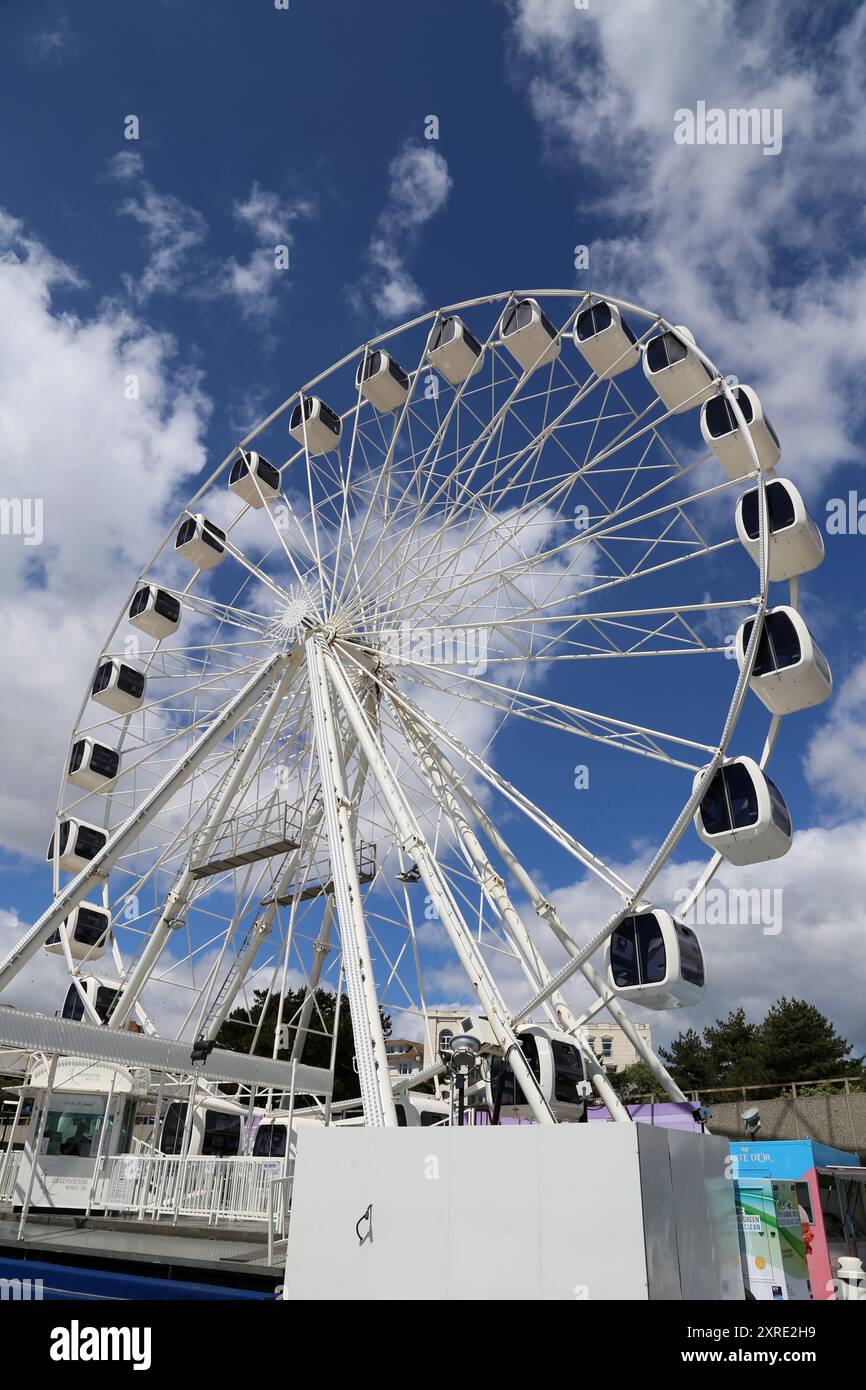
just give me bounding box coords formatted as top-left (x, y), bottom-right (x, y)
top-left (0, 1149), bottom-right (23, 1202)
top-left (103, 1154), bottom-right (288, 1225)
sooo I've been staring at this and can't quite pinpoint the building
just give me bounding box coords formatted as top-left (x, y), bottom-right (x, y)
top-left (385, 1039), bottom-right (425, 1078)
top-left (580, 1021), bottom-right (652, 1073)
top-left (422, 1010), bottom-right (651, 1075)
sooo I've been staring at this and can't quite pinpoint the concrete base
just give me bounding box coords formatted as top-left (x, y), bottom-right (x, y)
top-left (283, 1122), bottom-right (745, 1300)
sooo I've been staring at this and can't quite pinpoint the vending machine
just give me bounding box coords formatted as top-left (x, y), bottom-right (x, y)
top-left (731, 1140), bottom-right (860, 1300)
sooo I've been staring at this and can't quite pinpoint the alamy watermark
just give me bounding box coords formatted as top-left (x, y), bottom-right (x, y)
top-left (1, 1276), bottom-right (44, 1300)
top-left (0, 497), bottom-right (43, 545)
top-left (380, 621), bottom-right (488, 676)
top-left (675, 885), bottom-right (783, 936)
top-left (674, 101), bottom-right (783, 157)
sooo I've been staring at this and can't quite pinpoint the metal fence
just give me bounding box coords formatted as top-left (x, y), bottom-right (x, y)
top-left (0, 1148), bottom-right (22, 1202)
top-left (103, 1153), bottom-right (288, 1226)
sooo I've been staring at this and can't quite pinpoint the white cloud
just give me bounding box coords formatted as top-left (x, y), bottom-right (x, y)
top-left (219, 183), bottom-right (314, 321)
top-left (356, 141), bottom-right (452, 321)
top-left (804, 657), bottom-right (866, 813)
top-left (0, 210), bottom-right (210, 859)
top-left (505, 0), bottom-right (866, 491)
top-left (109, 152), bottom-right (209, 301)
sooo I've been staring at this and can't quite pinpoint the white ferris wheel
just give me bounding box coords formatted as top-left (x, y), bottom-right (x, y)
top-left (0, 289), bottom-right (830, 1128)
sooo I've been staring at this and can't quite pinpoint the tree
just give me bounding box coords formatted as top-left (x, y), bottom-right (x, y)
top-left (758, 997), bottom-right (860, 1084)
top-left (658, 1027), bottom-right (716, 1092)
top-left (610, 1060), bottom-right (667, 1099)
top-left (217, 987), bottom-right (392, 1102)
top-left (702, 1007), bottom-right (769, 1089)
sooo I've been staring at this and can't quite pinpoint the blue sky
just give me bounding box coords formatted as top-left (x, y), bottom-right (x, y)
top-left (1, 0), bottom-right (865, 1055)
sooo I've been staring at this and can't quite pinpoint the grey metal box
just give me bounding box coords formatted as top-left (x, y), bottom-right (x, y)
top-left (283, 1123), bottom-right (744, 1300)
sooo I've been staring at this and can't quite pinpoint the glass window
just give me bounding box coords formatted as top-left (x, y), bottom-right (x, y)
top-left (395, 1104), bottom-right (408, 1127)
top-left (674, 922), bottom-right (705, 987)
top-left (176, 518), bottom-right (196, 548)
top-left (95, 985), bottom-right (119, 1022)
top-left (601, 1036), bottom-right (613, 1058)
top-left (438, 1028), bottom-right (453, 1059)
top-left (741, 480), bottom-right (796, 540)
top-left (610, 919), bottom-right (639, 986)
top-left (117, 666), bottom-right (145, 698)
top-left (74, 907), bottom-right (110, 948)
top-left (154, 590), bottom-right (180, 623)
top-left (257, 457), bottom-right (280, 489)
top-left (767, 611), bottom-right (801, 669)
top-left (576, 302), bottom-right (613, 340)
top-left (69, 741), bottom-right (85, 774)
top-left (765, 776), bottom-right (792, 836)
top-left (75, 824), bottom-right (107, 860)
top-left (647, 330), bottom-right (687, 372)
top-left (704, 394), bottom-right (737, 438)
top-left (420, 1111), bottom-right (445, 1127)
top-left (699, 770), bottom-right (732, 835)
top-left (229, 457), bottom-right (247, 484)
top-left (253, 1124), bottom-right (287, 1157)
top-left (44, 1106), bottom-right (102, 1158)
top-left (725, 762), bottom-right (760, 829)
top-left (92, 662), bottom-right (113, 695)
top-left (201, 521), bottom-right (225, 551)
top-left (61, 984), bottom-right (84, 1021)
top-left (161, 1101), bottom-right (187, 1154)
top-left (551, 1039), bottom-right (585, 1102)
top-left (462, 324), bottom-right (482, 356)
top-left (741, 617), bottom-right (775, 677)
top-left (318, 401), bottom-right (341, 434)
top-left (202, 1111), bottom-right (240, 1156)
top-left (637, 914), bottom-right (667, 984)
top-left (388, 357), bottom-right (409, 389)
top-left (90, 744), bottom-right (119, 779)
top-left (129, 587), bottom-right (150, 618)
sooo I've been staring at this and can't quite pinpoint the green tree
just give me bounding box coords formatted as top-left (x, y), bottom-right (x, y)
top-left (702, 1007), bottom-right (768, 1090)
top-left (658, 1027), bottom-right (716, 1092)
top-left (758, 997), bottom-right (860, 1084)
top-left (217, 987), bottom-right (392, 1103)
top-left (610, 1060), bottom-right (667, 1099)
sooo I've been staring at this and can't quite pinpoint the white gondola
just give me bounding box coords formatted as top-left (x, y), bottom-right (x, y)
top-left (693, 757), bottom-right (793, 865)
top-left (485, 1025), bottom-right (587, 1122)
top-left (393, 1096), bottom-right (451, 1128)
top-left (356, 349), bottom-right (410, 413)
top-left (67, 737), bottom-right (120, 791)
top-left (160, 1100), bottom-right (242, 1157)
top-left (289, 396), bottom-right (343, 455)
top-left (61, 975), bottom-right (123, 1024)
top-left (91, 657), bottom-right (145, 714)
top-left (228, 452), bottom-right (281, 509)
top-left (735, 606), bottom-right (832, 715)
top-left (46, 817), bottom-right (108, 873)
top-left (128, 584), bottom-right (181, 639)
top-left (604, 909), bottom-right (705, 1011)
top-left (426, 315), bottom-right (483, 385)
top-left (642, 325), bottom-right (715, 414)
top-left (174, 515), bottom-right (226, 570)
top-left (700, 385), bottom-right (781, 479)
top-left (46, 903), bottom-right (111, 961)
top-left (499, 297), bottom-right (560, 374)
top-left (573, 300), bottom-right (641, 378)
top-left (735, 478), bottom-right (824, 582)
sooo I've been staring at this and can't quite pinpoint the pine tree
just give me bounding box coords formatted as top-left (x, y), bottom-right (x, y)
top-left (759, 997), bottom-right (859, 1084)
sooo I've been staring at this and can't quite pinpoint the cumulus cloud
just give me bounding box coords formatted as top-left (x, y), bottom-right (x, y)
top-left (0, 209), bottom-right (210, 859)
top-left (804, 658), bottom-right (866, 814)
top-left (356, 141), bottom-right (452, 320)
top-left (109, 151), bottom-right (209, 301)
top-left (505, 0), bottom-right (866, 492)
top-left (218, 183), bottom-right (314, 321)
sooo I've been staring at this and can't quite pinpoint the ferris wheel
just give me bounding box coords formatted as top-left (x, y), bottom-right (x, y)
top-left (0, 289), bottom-right (830, 1127)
